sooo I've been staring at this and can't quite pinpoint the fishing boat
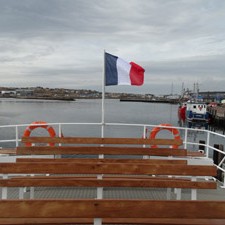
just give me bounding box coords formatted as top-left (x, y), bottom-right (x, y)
top-left (185, 100), bottom-right (209, 127)
top-left (178, 100), bottom-right (209, 128)
top-left (178, 83), bottom-right (209, 129)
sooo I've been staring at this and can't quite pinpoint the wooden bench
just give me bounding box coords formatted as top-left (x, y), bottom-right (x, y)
top-left (9, 137), bottom-right (214, 199)
top-left (18, 136), bottom-right (186, 156)
top-left (0, 160), bottom-right (216, 200)
top-left (0, 199), bottom-right (225, 225)
top-left (0, 136), bottom-right (218, 224)
top-left (20, 136), bottom-right (184, 146)
top-left (18, 136), bottom-right (205, 157)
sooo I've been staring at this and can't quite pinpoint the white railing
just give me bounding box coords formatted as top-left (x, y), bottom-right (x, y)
top-left (1, 122), bottom-right (225, 186)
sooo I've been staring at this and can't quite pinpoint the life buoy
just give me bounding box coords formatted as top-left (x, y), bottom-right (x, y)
top-left (149, 123), bottom-right (181, 149)
top-left (23, 121), bottom-right (56, 147)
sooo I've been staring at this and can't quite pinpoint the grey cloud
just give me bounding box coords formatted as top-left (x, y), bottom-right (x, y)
top-left (0, 0), bottom-right (225, 94)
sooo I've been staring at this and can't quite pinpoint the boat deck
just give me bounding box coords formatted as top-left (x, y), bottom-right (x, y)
top-left (2, 183), bottom-right (225, 201)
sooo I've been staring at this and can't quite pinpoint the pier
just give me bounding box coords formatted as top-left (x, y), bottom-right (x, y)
top-left (208, 105), bottom-right (225, 132)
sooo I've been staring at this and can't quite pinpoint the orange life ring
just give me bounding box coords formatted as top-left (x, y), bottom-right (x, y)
top-left (23, 121), bottom-right (56, 147)
top-left (149, 123), bottom-right (181, 149)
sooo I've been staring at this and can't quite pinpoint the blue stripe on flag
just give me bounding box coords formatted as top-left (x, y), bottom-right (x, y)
top-left (105, 53), bottom-right (118, 86)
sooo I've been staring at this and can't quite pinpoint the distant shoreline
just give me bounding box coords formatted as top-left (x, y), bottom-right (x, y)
top-left (0, 96), bottom-right (180, 104)
top-left (120, 98), bottom-right (179, 104)
top-left (0, 96), bottom-right (75, 101)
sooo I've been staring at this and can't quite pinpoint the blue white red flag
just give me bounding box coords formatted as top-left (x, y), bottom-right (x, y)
top-left (105, 52), bottom-right (145, 86)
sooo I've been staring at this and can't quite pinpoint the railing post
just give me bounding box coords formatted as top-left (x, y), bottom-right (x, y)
top-left (184, 127), bottom-right (188, 149)
top-left (56, 124), bottom-right (62, 159)
top-left (205, 131), bottom-right (210, 158)
top-left (143, 125), bottom-right (147, 139)
top-left (213, 144), bottom-right (224, 182)
top-left (143, 125), bottom-right (149, 159)
top-left (58, 124), bottom-right (62, 138)
top-left (15, 125), bottom-right (19, 147)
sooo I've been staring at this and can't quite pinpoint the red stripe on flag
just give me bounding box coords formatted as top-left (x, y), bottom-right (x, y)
top-left (129, 62), bottom-right (145, 86)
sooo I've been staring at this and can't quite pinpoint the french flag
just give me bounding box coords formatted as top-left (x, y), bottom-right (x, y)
top-left (105, 52), bottom-right (145, 86)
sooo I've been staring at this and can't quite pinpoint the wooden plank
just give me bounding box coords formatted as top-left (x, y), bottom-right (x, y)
top-left (0, 177), bottom-right (216, 189)
top-left (0, 218), bottom-right (224, 225)
top-left (0, 199), bottom-right (225, 219)
top-left (0, 162), bottom-right (217, 176)
top-left (187, 151), bottom-right (205, 157)
top-left (16, 146), bottom-right (187, 156)
top-left (0, 148), bottom-right (16, 155)
top-left (21, 136), bottom-right (183, 146)
top-left (2, 175), bottom-right (193, 181)
top-left (16, 158), bottom-right (188, 165)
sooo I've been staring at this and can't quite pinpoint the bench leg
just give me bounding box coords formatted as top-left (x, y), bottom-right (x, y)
top-left (166, 188), bottom-right (171, 200)
top-left (191, 177), bottom-right (197, 200)
top-left (30, 187), bottom-right (34, 199)
top-left (97, 187), bottom-right (103, 199)
top-left (1, 187), bottom-right (7, 200)
top-left (1, 174), bottom-right (8, 200)
top-left (94, 218), bottom-right (102, 225)
top-left (19, 188), bottom-right (24, 199)
top-left (97, 175), bottom-right (103, 199)
top-left (175, 188), bottom-right (181, 200)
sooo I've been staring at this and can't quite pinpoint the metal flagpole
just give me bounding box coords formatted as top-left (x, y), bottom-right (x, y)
top-left (101, 50), bottom-right (106, 138)
top-left (98, 50), bottom-right (106, 191)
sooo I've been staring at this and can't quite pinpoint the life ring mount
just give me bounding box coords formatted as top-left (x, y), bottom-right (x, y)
top-left (23, 121), bottom-right (56, 147)
top-left (149, 123), bottom-right (181, 149)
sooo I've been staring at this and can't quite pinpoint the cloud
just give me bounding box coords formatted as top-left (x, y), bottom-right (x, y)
top-left (0, 0), bottom-right (225, 94)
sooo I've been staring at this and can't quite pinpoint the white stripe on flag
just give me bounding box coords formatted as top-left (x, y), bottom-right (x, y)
top-left (117, 57), bottom-right (131, 85)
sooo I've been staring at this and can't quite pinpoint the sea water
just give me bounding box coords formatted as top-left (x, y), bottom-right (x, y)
top-left (0, 98), bottom-right (178, 125)
top-left (0, 98), bottom-right (180, 147)
top-left (0, 98), bottom-right (224, 160)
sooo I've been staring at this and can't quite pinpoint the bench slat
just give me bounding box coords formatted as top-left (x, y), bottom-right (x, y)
top-left (16, 146), bottom-right (187, 156)
top-left (16, 158), bottom-right (188, 164)
top-left (0, 199), bottom-right (225, 219)
top-left (0, 177), bottom-right (216, 189)
top-left (21, 137), bottom-right (183, 146)
top-left (0, 217), bottom-right (223, 225)
top-left (0, 218), bottom-right (223, 225)
top-left (0, 162), bottom-right (217, 176)
top-left (0, 149), bottom-right (16, 155)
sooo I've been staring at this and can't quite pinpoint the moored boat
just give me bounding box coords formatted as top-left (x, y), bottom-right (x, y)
top-left (186, 100), bottom-right (209, 128)
top-left (178, 100), bottom-right (209, 129)
top-left (178, 83), bottom-right (209, 129)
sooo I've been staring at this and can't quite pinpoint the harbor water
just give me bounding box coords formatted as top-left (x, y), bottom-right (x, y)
top-left (0, 98), bottom-right (219, 153)
top-left (0, 98), bottom-right (178, 126)
top-left (0, 98), bottom-right (179, 147)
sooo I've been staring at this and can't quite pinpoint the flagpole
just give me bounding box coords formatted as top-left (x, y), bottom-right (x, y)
top-left (101, 50), bottom-right (106, 138)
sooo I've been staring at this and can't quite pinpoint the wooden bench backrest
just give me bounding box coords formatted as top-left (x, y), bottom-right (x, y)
top-left (21, 136), bottom-right (183, 146)
top-left (0, 176), bottom-right (216, 189)
top-left (16, 158), bottom-right (188, 164)
top-left (0, 162), bottom-right (216, 176)
top-left (18, 137), bottom-right (185, 157)
top-left (16, 146), bottom-right (187, 156)
top-left (7, 158), bottom-right (215, 190)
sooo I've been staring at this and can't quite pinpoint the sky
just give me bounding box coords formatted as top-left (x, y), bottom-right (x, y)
top-left (0, 0), bottom-right (225, 95)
